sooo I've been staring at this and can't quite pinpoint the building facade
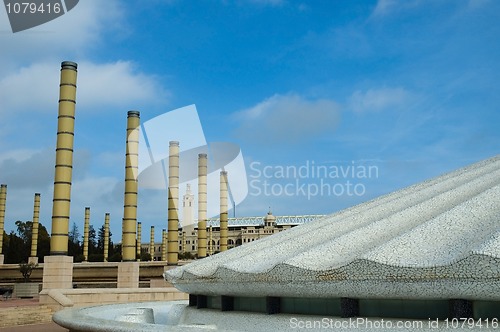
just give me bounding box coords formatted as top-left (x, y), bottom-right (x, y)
top-left (141, 185), bottom-right (325, 260)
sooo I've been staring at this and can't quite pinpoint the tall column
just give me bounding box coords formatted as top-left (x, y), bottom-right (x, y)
top-left (50, 61), bottom-right (78, 255)
top-left (43, 61), bottom-right (77, 290)
top-left (220, 171), bottom-right (228, 252)
top-left (181, 231), bottom-right (186, 255)
top-left (0, 184), bottom-right (7, 264)
top-left (208, 225), bottom-right (213, 256)
top-left (103, 213), bottom-right (110, 262)
top-left (161, 229), bottom-right (167, 261)
top-left (117, 110), bottom-right (140, 288)
top-left (197, 153), bottom-right (207, 258)
top-left (136, 222), bottom-right (142, 261)
top-left (182, 184), bottom-right (194, 227)
top-left (83, 207), bottom-right (90, 262)
top-left (167, 141), bottom-right (180, 265)
top-left (122, 111), bottom-right (140, 262)
top-left (149, 226), bottom-right (155, 261)
top-left (29, 193), bottom-right (41, 264)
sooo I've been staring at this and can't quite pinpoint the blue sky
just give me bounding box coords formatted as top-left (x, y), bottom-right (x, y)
top-left (0, 0), bottom-right (499, 243)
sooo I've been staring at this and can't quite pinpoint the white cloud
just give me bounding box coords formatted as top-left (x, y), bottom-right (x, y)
top-left (0, 148), bottom-right (91, 190)
top-left (0, 174), bottom-right (124, 240)
top-left (0, 149), bottom-right (39, 164)
top-left (0, 1), bottom-right (170, 118)
top-left (348, 87), bottom-right (412, 113)
top-left (71, 176), bottom-right (121, 209)
top-left (467, 0), bottom-right (491, 10)
top-left (0, 148), bottom-right (55, 189)
top-left (372, 0), bottom-right (492, 19)
top-left (78, 61), bottom-right (170, 109)
top-left (0, 0), bottom-right (125, 68)
top-left (233, 94), bottom-right (340, 144)
top-left (0, 146), bottom-right (125, 238)
top-left (96, 151), bottom-right (125, 171)
top-left (0, 0), bottom-right (168, 241)
top-left (372, 0), bottom-right (398, 16)
top-left (0, 61), bottom-right (169, 115)
top-left (246, 0), bottom-right (285, 6)
top-left (371, 0), bottom-right (422, 18)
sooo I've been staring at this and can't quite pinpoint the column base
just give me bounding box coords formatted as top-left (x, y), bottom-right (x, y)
top-left (28, 256), bottom-right (39, 265)
top-left (117, 261), bottom-right (140, 288)
top-left (42, 256), bottom-right (73, 290)
top-left (0, 254), bottom-right (4, 265)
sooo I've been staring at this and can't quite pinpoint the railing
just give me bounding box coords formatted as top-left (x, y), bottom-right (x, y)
top-left (206, 214), bottom-right (326, 227)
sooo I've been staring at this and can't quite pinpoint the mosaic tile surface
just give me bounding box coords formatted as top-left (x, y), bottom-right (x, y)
top-left (165, 156), bottom-right (500, 300)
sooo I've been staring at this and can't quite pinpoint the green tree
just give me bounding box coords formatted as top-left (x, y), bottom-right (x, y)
top-left (5, 231), bottom-right (25, 263)
top-left (107, 238), bottom-right (115, 261)
top-left (36, 223), bottom-right (50, 263)
top-left (88, 225), bottom-right (97, 255)
top-left (69, 222), bottom-right (80, 244)
top-left (16, 220), bottom-right (51, 263)
top-left (2, 231), bottom-right (8, 257)
top-left (15, 220), bottom-right (32, 244)
top-left (140, 252), bottom-right (151, 261)
top-left (1, 221), bottom-right (51, 263)
top-left (19, 262), bottom-right (38, 282)
top-left (73, 254), bottom-right (84, 263)
top-left (179, 251), bottom-right (195, 260)
top-left (97, 225), bottom-right (105, 251)
top-left (68, 222), bottom-right (81, 258)
top-left (108, 244), bottom-right (121, 262)
top-left (12, 220), bottom-right (33, 262)
top-left (97, 224), bottom-right (114, 262)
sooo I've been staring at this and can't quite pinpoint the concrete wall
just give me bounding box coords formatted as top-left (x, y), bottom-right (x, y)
top-left (0, 261), bottom-right (185, 283)
top-left (39, 287), bottom-right (188, 311)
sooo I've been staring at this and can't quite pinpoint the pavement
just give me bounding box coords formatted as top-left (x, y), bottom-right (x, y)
top-left (0, 298), bottom-right (68, 332)
top-left (0, 298), bottom-right (40, 309)
top-left (0, 322), bottom-right (68, 331)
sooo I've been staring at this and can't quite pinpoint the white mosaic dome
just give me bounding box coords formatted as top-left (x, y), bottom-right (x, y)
top-left (166, 155), bottom-right (500, 300)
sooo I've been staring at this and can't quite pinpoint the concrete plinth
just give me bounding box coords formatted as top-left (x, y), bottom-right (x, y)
top-left (42, 256), bottom-right (74, 290)
top-left (28, 256), bottom-right (39, 265)
top-left (150, 278), bottom-right (172, 288)
top-left (117, 262), bottom-right (139, 288)
top-left (14, 282), bottom-right (40, 298)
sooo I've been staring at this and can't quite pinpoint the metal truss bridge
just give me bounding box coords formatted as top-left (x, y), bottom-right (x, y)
top-left (206, 214), bottom-right (326, 227)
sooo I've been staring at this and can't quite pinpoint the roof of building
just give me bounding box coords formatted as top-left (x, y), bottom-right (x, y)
top-left (165, 155), bottom-right (500, 300)
top-left (204, 214), bottom-right (325, 227)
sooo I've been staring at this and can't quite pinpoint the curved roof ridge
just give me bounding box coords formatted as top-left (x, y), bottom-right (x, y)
top-left (283, 164), bottom-right (500, 271)
top-left (363, 183), bottom-right (500, 267)
top-left (182, 157), bottom-right (500, 276)
top-left (472, 229), bottom-right (500, 258)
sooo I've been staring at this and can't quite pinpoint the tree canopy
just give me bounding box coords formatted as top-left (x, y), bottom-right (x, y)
top-left (2, 220), bottom-right (50, 263)
top-left (2, 220), bottom-right (119, 263)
